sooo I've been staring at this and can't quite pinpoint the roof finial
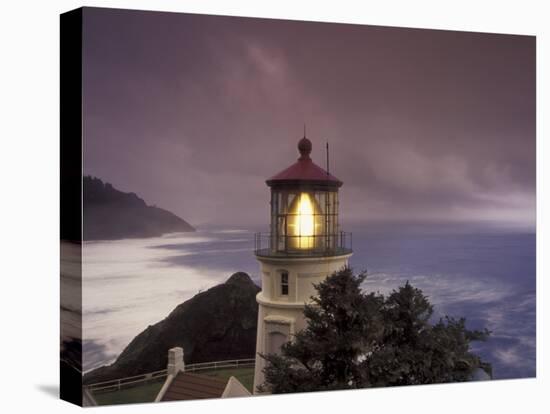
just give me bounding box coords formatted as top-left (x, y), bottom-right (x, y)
top-left (303, 123), bottom-right (306, 138)
top-left (297, 134), bottom-right (312, 160)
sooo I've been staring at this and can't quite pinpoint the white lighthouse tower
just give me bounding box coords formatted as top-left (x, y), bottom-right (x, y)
top-left (253, 135), bottom-right (353, 392)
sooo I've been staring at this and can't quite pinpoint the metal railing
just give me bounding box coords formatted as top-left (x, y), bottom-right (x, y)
top-left (185, 358), bottom-right (255, 373)
top-left (86, 358), bottom-right (256, 394)
top-left (254, 231), bottom-right (352, 258)
top-left (87, 368), bottom-right (169, 393)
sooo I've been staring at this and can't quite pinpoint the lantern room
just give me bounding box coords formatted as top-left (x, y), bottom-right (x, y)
top-left (254, 136), bottom-right (352, 257)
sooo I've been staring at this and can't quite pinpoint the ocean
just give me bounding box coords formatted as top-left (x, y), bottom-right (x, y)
top-left (82, 223), bottom-right (536, 380)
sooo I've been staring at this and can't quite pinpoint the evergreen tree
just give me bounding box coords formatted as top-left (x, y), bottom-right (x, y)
top-left (259, 267), bottom-right (491, 393)
top-left (363, 282), bottom-right (491, 386)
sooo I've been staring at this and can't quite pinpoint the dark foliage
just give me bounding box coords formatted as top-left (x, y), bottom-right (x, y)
top-left (259, 267), bottom-right (491, 393)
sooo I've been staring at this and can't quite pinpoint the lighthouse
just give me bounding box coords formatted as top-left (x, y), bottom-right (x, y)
top-left (253, 135), bottom-right (353, 393)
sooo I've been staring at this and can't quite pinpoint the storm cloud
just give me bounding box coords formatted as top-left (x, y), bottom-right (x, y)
top-left (82, 8), bottom-right (535, 228)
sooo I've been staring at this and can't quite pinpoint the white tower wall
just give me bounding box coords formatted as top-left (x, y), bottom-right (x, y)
top-left (253, 253), bottom-right (352, 393)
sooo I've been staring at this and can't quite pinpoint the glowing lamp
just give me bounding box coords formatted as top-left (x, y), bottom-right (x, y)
top-left (287, 192), bottom-right (323, 249)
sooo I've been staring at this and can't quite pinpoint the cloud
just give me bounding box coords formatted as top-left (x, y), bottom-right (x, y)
top-left (82, 9), bottom-right (535, 228)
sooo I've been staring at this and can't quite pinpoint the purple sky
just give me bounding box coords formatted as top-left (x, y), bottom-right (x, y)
top-left (82, 7), bottom-right (535, 228)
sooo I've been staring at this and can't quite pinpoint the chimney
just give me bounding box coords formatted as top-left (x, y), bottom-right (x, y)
top-left (167, 347), bottom-right (185, 376)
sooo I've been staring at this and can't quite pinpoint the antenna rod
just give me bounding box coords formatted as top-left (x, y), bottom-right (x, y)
top-left (326, 141), bottom-right (330, 176)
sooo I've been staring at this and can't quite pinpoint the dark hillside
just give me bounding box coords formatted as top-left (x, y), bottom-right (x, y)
top-left (83, 176), bottom-right (194, 240)
top-left (84, 272), bottom-right (259, 384)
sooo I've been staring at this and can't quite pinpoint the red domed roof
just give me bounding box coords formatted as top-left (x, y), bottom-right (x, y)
top-left (266, 137), bottom-right (342, 188)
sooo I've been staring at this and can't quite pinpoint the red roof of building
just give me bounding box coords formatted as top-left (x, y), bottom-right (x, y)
top-left (266, 137), bottom-right (342, 187)
top-left (161, 372), bottom-right (228, 401)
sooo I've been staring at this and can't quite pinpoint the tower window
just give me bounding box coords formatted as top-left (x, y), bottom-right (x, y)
top-left (281, 272), bottom-right (289, 295)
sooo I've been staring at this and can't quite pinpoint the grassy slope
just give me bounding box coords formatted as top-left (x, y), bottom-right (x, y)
top-left (93, 379), bottom-right (165, 406)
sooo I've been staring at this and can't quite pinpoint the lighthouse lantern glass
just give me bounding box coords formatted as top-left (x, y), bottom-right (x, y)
top-left (270, 188), bottom-right (339, 254)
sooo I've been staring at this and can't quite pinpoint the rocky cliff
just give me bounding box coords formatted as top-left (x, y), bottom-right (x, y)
top-left (84, 272), bottom-right (259, 384)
